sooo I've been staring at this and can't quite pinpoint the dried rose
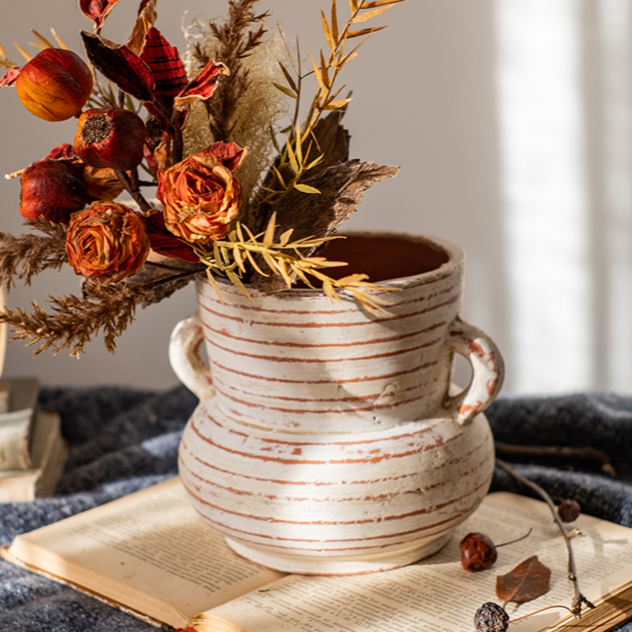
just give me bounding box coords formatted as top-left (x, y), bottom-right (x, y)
top-left (74, 108), bottom-right (146, 171)
top-left (83, 165), bottom-right (125, 201)
top-left (460, 532), bottom-right (498, 572)
top-left (66, 201), bottom-right (150, 283)
top-left (20, 161), bottom-right (88, 223)
top-left (156, 142), bottom-right (246, 244)
top-left (15, 49), bottom-right (93, 122)
top-left (474, 603), bottom-right (509, 632)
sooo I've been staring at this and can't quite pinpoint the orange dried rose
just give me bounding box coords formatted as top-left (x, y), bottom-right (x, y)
top-left (156, 142), bottom-right (246, 244)
top-left (66, 201), bottom-right (150, 283)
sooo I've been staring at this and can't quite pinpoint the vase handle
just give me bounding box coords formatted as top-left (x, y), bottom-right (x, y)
top-left (443, 317), bottom-right (504, 425)
top-left (169, 313), bottom-right (215, 401)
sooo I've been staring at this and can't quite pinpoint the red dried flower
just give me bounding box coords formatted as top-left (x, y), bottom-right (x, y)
top-left (66, 201), bottom-right (150, 283)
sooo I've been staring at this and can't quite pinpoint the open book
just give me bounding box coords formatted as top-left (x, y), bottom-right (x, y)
top-left (3, 478), bottom-right (632, 632)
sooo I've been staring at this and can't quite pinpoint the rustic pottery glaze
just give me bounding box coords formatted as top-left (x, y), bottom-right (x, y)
top-left (170, 232), bottom-right (504, 574)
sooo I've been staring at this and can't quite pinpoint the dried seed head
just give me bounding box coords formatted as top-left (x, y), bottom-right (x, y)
top-left (474, 602), bottom-right (509, 632)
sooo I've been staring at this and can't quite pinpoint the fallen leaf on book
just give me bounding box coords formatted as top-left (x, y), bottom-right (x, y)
top-left (496, 555), bottom-right (551, 606)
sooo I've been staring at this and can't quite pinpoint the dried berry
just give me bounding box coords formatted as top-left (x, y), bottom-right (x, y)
top-left (474, 602), bottom-right (509, 632)
top-left (20, 161), bottom-right (88, 223)
top-left (558, 499), bottom-right (581, 523)
top-left (16, 49), bottom-right (92, 122)
top-left (460, 532), bottom-right (498, 572)
top-left (74, 108), bottom-right (146, 171)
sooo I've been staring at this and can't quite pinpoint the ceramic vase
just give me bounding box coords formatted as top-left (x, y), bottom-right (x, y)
top-left (170, 231), bottom-right (504, 574)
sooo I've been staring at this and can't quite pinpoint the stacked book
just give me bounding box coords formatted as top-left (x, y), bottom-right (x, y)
top-left (0, 378), bottom-right (67, 502)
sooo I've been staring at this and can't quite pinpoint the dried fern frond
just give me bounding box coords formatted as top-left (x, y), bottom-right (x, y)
top-left (0, 283), bottom-right (145, 357)
top-left (194, 216), bottom-right (392, 313)
top-left (0, 220), bottom-right (67, 290)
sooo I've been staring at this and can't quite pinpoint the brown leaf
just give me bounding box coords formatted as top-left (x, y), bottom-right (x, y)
top-left (251, 160), bottom-right (399, 293)
top-left (496, 556), bottom-right (551, 606)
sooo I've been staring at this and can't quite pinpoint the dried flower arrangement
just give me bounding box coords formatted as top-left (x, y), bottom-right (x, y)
top-left (0, 0), bottom-right (404, 357)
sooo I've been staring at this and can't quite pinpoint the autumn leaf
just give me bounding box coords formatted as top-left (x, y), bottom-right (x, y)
top-left (139, 28), bottom-right (188, 105)
top-left (81, 31), bottom-right (154, 102)
top-left (79, 0), bottom-right (122, 32)
top-left (0, 67), bottom-right (21, 87)
top-left (173, 60), bottom-right (229, 110)
top-left (496, 556), bottom-right (551, 606)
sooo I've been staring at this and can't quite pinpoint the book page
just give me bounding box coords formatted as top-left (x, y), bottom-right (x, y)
top-left (204, 493), bottom-right (632, 632)
top-left (8, 477), bottom-right (284, 628)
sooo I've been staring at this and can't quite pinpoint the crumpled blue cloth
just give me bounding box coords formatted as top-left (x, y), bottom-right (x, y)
top-left (1, 387), bottom-right (631, 631)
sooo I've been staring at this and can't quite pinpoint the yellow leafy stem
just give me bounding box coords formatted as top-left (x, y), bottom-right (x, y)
top-left (193, 216), bottom-right (393, 314)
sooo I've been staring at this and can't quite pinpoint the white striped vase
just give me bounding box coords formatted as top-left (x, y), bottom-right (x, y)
top-left (171, 232), bottom-right (504, 574)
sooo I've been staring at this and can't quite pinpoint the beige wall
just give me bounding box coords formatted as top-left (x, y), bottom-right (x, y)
top-left (0, 0), bottom-right (506, 389)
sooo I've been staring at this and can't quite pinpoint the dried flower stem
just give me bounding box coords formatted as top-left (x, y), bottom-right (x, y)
top-left (203, 0), bottom-right (269, 142)
top-left (113, 169), bottom-right (154, 214)
top-left (495, 459), bottom-right (595, 618)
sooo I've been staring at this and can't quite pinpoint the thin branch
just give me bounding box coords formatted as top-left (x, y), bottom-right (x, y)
top-left (495, 442), bottom-right (616, 477)
top-left (495, 459), bottom-right (595, 619)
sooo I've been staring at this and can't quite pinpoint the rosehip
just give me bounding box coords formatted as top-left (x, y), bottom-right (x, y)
top-left (558, 499), bottom-right (581, 523)
top-left (460, 532), bottom-right (498, 572)
top-left (20, 161), bottom-right (88, 223)
top-left (74, 108), bottom-right (146, 171)
top-left (16, 49), bottom-right (93, 122)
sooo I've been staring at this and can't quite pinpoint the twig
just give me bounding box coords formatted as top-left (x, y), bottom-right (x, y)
top-left (113, 169), bottom-right (153, 214)
top-left (495, 459), bottom-right (595, 618)
top-left (495, 443), bottom-right (616, 477)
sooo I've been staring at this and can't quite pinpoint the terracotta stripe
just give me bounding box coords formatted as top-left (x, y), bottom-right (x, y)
top-left (187, 498), bottom-right (469, 547)
top-left (199, 293), bottom-right (460, 329)
top-left (190, 416), bottom-right (462, 464)
top-left (209, 358), bottom-right (438, 385)
top-left (181, 477), bottom-right (486, 526)
top-left (202, 320), bottom-right (447, 349)
top-left (218, 387), bottom-right (442, 415)
top-left (198, 274), bottom-right (457, 316)
top-left (196, 409), bottom-right (460, 448)
top-left (204, 335), bottom-right (442, 365)
top-left (212, 374), bottom-right (438, 404)
top-left (182, 460), bottom-right (468, 505)
top-left (181, 436), bottom-right (465, 489)
top-left (222, 525), bottom-right (457, 554)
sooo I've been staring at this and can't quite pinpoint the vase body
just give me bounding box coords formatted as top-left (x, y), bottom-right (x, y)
top-left (172, 231), bottom-right (504, 574)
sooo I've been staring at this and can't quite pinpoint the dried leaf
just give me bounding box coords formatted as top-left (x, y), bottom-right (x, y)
top-left (126, 0), bottom-right (158, 55)
top-left (496, 556), bottom-right (551, 606)
top-left (144, 212), bottom-right (199, 263)
top-left (351, 5), bottom-right (393, 23)
top-left (81, 31), bottom-right (154, 101)
top-left (0, 67), bottom-right (21, 87)
top-left (252, 160), bottom-right (399, 293)
top-left (79, 0), bottom-right (122, 32)
top-left (140, 27), bottom-right (188, 103)
top-left (174, 60), bottom-right (229, 110)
